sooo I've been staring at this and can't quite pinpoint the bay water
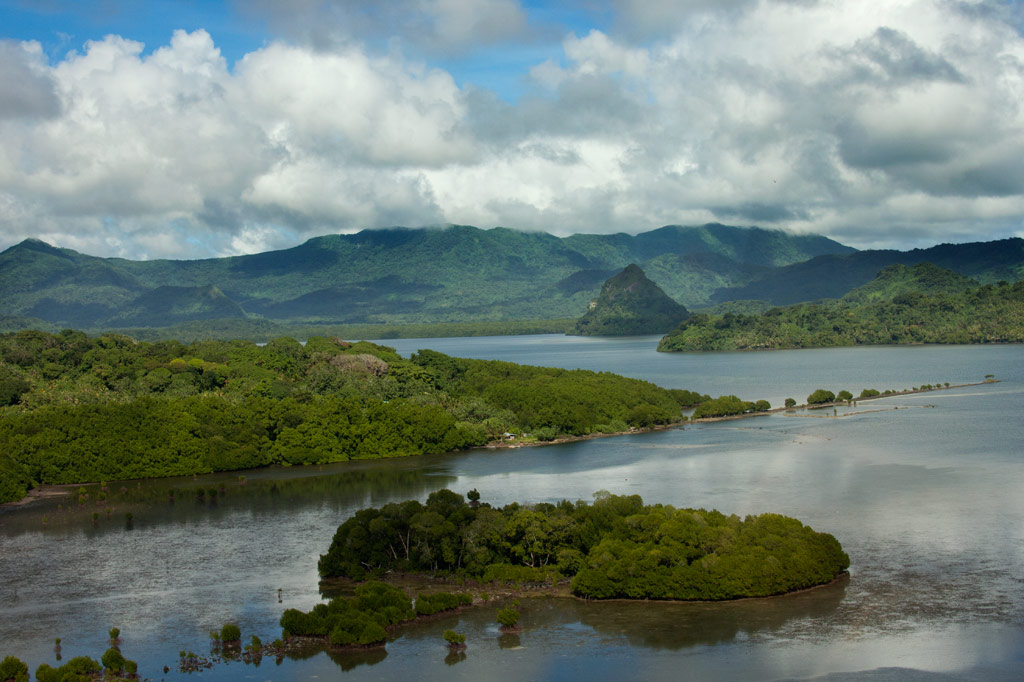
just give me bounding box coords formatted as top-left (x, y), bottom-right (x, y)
top-left (1, 338), bottom-right (1022, 681)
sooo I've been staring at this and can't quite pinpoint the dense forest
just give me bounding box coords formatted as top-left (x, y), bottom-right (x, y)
top-left (659, 264), bottom-right (1024, 351)
top-left (0, 330), bottom-right (704, 504)
top-left (319, 490), bottom-right (850, 601)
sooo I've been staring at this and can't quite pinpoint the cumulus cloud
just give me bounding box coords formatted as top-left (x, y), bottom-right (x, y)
top-left (1, 0), bottom-right (1023, 258)
top-left (0, 29), bottom-right (462, 257)
top-left (0, 40), bottom-right (60, 119)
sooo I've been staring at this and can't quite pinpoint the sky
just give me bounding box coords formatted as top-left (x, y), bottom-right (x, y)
top-left (0, 0), bottom-right (1023, 260)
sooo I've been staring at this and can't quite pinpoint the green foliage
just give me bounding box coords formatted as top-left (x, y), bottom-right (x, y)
top-left (496, 608), bottom-right (520, 628)
top-left (101, 647), bottom-right (125, 673)
top-left (660, 266), bottom-right (1024, 351)
top-left (0, 656), bottom-right (28, 682)
top-left (807, 389), bottom-right (835, 405)
top-left (415, 592), bottom-right (473, 616)
top-left (0, 455), bottom-right (30, 505)
top-left (108, 627), bottom-right (120, 640)
top-left (281, 581), bottom-right (411, 647)
top-left (784, 398), bottom-right (796, 408)
top-left (570, 509), bottom-right (850, 600)
top-left (859, 389), bottom-right (880, 399)
top-left (443, 630), bottom-right (466, 645)
top-left (35, 656), bottom-right (100, 682)
top-left (571, 264), bottom-right (689, 336)
top-left (0, 370), bottom-right (30, 406)
top-left (692, 395), bottom-right (767, 419)
top-left (318, 491), bottom-right (849, 601)
top-left (836, 390), bottom-right (853, 402)
top-left (220, 624), bottom-right (241, 643)
top-left (0, 331), bottom-right (698, 502)
top-left (410, 350), bottom-right (686, 436)
top-left (480, 564), bottom-right (560, 584)
top-left (668, 389), bottom-right (710, 408)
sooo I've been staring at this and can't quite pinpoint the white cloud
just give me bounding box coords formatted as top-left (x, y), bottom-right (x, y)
top-left (0, 40), bottom-right (61, 120)
top-left (1, 0), bottom-right (1024, 259)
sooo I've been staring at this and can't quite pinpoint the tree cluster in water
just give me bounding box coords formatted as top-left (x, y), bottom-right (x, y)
top-left (0, 330), bottom-right (708, 503)
top-left (319, 490), bottom-right (850, 601)
top-left (279, 582), bottom-right (472, 647)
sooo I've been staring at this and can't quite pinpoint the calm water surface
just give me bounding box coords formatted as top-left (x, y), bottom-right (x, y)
top-left (1, 338), bottom-right (1022, 681)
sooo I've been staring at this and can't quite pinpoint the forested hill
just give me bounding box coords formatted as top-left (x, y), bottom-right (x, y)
top-left (0, 329), bottom-right (709, 504)
top-left (571, 264), bottom-right (689, 336)
top-left (0, 224), bottom-right (851, 329)
top-left (659, 263), bottom-right (1024, 351)
top-left (708, 237), bottom-right (1024, 306)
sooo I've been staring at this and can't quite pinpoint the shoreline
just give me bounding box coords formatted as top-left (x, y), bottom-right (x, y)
top-left (324, 568), bottom-right (851, 607)
top-left (164, 570), bottom-right (849, 675)
top-left (481, 419), bottom-right (687, 450)
top-left (689, 379), bottom-right (998, 424)
top-left (0, 421), bottom-right (690, 509)
top-left (3, 380), bottom-right (998, 509)
top-left (658, 341), bottom-right (1024, 354)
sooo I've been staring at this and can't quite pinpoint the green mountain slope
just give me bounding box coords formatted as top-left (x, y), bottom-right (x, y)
top-left (659, 264), bottom-right (1024, 351)
top-left (0, 224), bottom-right (852, 329)
top-left (841, 262), bottom-right (978, 304)
top-left (709, 238), bottom-right (1024, 306)
top-left (107, 285), bottom-right (249, 327)
top-left (571, 264), bottom-right (690, 336)
top-left (641, 252), bottom-right (771, 307)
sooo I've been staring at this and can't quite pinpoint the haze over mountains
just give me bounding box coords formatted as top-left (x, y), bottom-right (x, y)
top-left (0, 223), bottom-right (1021, 334)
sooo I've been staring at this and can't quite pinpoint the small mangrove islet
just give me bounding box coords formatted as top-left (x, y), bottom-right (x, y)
top-left (269, 490), bottom-right (848, 654)
top-left (319, 490), bottom-right (850, 602)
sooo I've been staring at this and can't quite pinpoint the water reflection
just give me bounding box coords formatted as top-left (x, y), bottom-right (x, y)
top-left (0, 461), bottom-right (458, 537)
top-left (486, 580), bottom-right (847, 653)
top-left (1, 341), bottom-right (1022, 681)
top-left (497, 632), bottom-right (521, 649)
top-left (444, 650), bottom-right (467, 665)
top-left (323, 646), bottom-right (388, 671)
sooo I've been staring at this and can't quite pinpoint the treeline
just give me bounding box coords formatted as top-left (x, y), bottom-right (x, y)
top-left (0, 330), bottom-right (700, 503)
top-left (319, 490), bottom-right (849, 601)
top-left (692, 395), bottom-right (771, 419)
top-left (659, 278), bottom-right (1024, 351)
top-left (97, 317), bottom-right (576, 344)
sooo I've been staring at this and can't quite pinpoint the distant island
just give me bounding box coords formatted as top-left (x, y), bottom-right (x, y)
top-left (319, 490), bottom-right (851, 601)
top-left (659, 263), bottom-right (1024, 351)
top-left (570, 264), bottom-right (689, 336)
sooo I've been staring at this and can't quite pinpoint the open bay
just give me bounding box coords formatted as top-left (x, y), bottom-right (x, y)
top-left (1, 338), bottom-right (1022, 681)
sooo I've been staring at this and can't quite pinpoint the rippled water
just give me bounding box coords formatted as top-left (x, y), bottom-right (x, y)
top-left (2, 339), bottom-right (1022, 681)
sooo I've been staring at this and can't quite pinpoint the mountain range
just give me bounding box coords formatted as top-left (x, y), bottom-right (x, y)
top-left (0, 223), bottom-right (1021, 334)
